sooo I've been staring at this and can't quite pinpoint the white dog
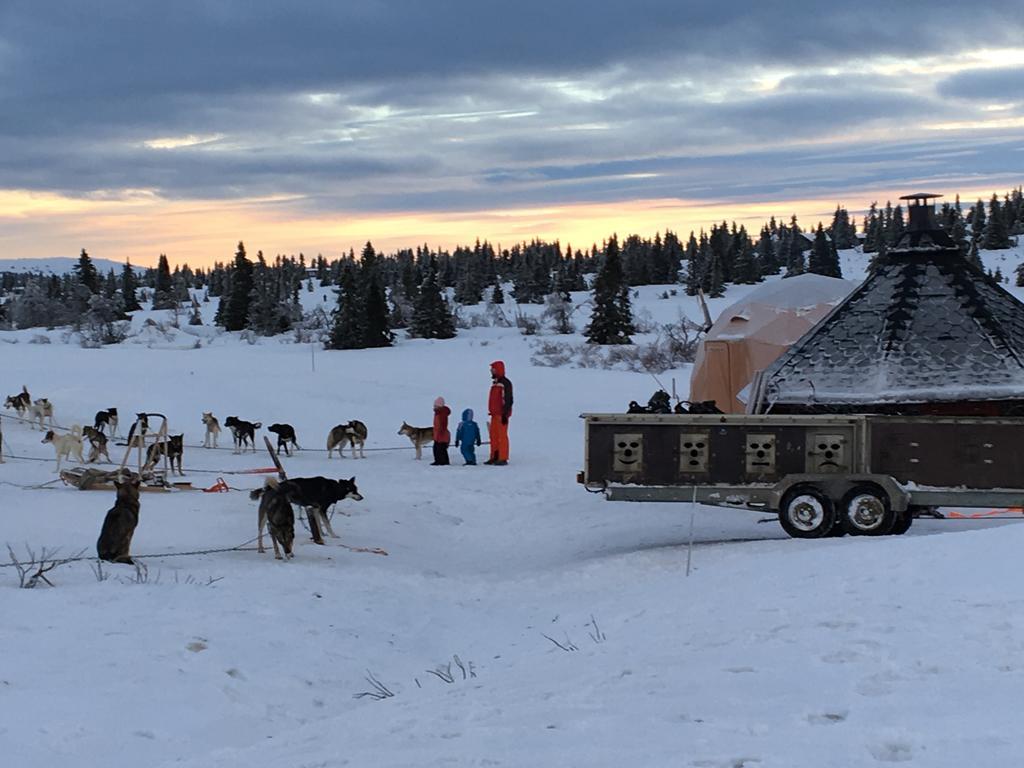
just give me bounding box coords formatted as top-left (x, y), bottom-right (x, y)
top-left (42, 426), bottom-right (84, 472)
top-left (28, 398), bottom-right (55, 430)
top-left (202, 412), bottom-right (221, 448)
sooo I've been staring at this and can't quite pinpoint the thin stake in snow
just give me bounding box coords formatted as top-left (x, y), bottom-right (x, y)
top-left (686, 485), bottom-right (697, 578)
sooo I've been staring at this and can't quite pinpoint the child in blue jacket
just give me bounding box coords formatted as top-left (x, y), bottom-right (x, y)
top-left (455, 408), bottom-right (482, 465)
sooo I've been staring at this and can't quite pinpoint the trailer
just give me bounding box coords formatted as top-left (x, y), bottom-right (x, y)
top-left (579, 413), bottom-right (1024, 538)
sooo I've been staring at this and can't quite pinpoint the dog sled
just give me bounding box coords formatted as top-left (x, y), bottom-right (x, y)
top-left (59, 467), bottom-right (192, 492)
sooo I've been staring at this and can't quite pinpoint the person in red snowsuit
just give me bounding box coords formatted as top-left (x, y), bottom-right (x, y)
top-left (486, 360), bottom-right (513, 465)
top-left (431, 396), bottom-right (451, 465)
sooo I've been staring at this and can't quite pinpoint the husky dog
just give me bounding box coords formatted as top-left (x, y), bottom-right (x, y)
top-left (82, 426), bottom-right (112, 463)
top-left (42, 426), bottom-right (84, 472)
top-left (201, 412), bottom-right (221, 448)
top-left (278, 476), bottom-right (364, 544)
top-left (326, 421), bottom-right (367, 459)
top-left (268, 423), bottom-right (300, 456)
top-left (94, 407), bottom-right (119, 436)
top-left (123, 413), bottom-right (150, 448)
top-left (28, 398), bottom-right (55, 430)
top-left (398, 421), bottom-right (433, 460)
top-left (96, 475), bottom-right (142, 564)
top-left (224, 416), bottom-right (261, 453)
top-left (144, 434), bottom-right (184, 475)
top-left (4, 385), bottom-right (30, 416)
top-left (250, 478), bottom-right (295, 559)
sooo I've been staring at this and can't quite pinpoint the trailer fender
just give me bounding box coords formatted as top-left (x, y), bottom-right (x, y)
top-left (770, 475), bottom-right (909, 513)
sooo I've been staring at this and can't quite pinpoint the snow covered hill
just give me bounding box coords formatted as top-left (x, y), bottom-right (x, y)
top-left (0, 256), bottom-right (138, 275)
top-left (2, 245), bottom-right (1024, 767)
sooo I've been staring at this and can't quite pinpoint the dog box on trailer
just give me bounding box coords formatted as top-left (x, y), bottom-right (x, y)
top-left (580, 413), bottom-right (1024, 537)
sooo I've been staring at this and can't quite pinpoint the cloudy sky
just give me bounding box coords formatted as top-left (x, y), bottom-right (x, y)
top-left (2, 1), bottom-right (1023, 266)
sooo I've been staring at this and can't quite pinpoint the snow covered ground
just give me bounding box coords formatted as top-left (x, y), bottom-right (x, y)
top-left (2, 246), bottom-right (1024, 767)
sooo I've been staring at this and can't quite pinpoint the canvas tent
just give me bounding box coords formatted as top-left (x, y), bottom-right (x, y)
top-left (689, 273), bottom-right (856, 413)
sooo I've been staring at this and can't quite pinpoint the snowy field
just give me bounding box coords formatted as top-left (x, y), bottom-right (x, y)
top-left (3, 246), bottom-right (1024, 767)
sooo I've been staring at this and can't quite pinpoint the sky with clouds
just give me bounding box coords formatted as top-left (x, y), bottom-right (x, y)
top-left (1, 1), bottom-right (1023, 266)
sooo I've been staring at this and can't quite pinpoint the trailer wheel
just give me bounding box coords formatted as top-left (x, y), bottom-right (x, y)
top-left (779, 486), bottom-right (836, 538)
top-left (841, 485), bottom-right (895, 536)
top-left (890, 507), bottom-right (913, 535)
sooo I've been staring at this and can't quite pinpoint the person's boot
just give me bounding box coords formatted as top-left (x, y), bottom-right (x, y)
top-left (484, 451), bottom-right (498, 465)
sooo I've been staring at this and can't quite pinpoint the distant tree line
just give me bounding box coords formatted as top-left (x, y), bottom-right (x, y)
top-left (1, 189), bottom-right (1019, 346)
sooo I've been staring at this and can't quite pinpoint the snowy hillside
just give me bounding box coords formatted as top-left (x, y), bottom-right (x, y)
top-left (2, 245), bottom-right (1024, 767)
top-left (0, 256), bottom-right (138, 275)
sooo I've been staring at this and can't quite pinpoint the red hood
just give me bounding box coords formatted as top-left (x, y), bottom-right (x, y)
top-left (490, 360), bottom-right (506, 378)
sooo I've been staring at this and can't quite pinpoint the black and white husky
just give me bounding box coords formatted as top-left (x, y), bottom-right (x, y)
top-left (224, 416), bottom-right (261, 453)
top-left (278, 476), bottom-right (364, 544)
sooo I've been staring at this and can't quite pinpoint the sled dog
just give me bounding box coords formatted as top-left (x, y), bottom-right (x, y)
top-left (96, 475), bottom-right (142, 564)
top-left (224, 416), bottom-right (261, 453)
top-left (397, 421), bottom-right (433, 460)
top-left (82, 426), bottom-right (112, 463)
top-left (94, 407), bottom-right (119, 436)
top-left (268, 423), bottom-right (300, 456)
top-left (278, 476), bottom-right (364, 544)
top-left (251, 478), bottom-right (295, 559)
top-left (4, 385), bottom-right (30, 416)
top-left (144, 434), bottom-right (184, 475)
top-left (327, 420), bottom-right (367, 459)
top-left (42, 426), bottom-right (84, 472)
top-left (28, 398), bottom-right (55, 430)
top-left (201, 412), bottom-right (221, 448)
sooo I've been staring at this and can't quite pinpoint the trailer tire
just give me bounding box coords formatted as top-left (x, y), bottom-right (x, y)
top-left (779, 486), bottom-right (836, 539)
top-left (890, 507), bottom-right (913, 535)
top-left (841, 485), bottom-right (895, 536)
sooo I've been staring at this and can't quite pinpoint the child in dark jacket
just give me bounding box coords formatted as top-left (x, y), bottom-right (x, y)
top-left (454, 408), bottom-right (482, 465)
top-left (431, 397), bottom-right (451, 466)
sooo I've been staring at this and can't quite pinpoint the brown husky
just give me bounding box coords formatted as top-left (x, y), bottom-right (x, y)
top-left (250, 478), bottom-right (295, 559)
top-left (96, 476), bottom-right (142, 564)
top-left (398, 421), bottom-right (433, 460)
top-left (327, 420), bottom-right (368, 459)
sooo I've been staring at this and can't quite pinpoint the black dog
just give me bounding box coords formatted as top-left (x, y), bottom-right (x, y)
top-left (4, 385), bottom-right (31, 416)
top-left (96, 476), bottom-right (142, 564)
top-left (278, 476), bottom-right (364, 545)
top-left (94, 407), bottom-right (119, 436)
top-left (267, 423), bottom-right (300, 456)
top-left (250, 478), bottom-right (295, 559)
top-left (224, 416), bottom-right (261, 453)
top-left (144, 434), bottom-right (184, 475)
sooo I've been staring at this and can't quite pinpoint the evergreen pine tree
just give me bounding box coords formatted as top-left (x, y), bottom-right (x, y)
top-left (121, 261), bottom-right (142, 312)
top-left (220, 242), bottom-right (254, 331)
top-left (491, 282), bottom-right (505, 304)
top-left (360, 242), bottom-right (393, 348)
top-left (584, 235), bottom-right (634, 345)
top-left (327, 265), bottom-right (364, 349)
top-left (74, 248), bottom-right (100, 294)
top-left (152, 253), bottom-right (175, 309)
top-left (983, 194), bottom-right (1012, 249)
top-left (410, 257), bottom-right (456, 339)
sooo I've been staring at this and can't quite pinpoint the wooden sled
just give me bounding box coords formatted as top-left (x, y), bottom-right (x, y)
top-left (59, 467), bottom-right (192, 492)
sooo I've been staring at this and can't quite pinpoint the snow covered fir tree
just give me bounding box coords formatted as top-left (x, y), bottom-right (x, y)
top-left (584, 235), bottom-right (635, 345)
